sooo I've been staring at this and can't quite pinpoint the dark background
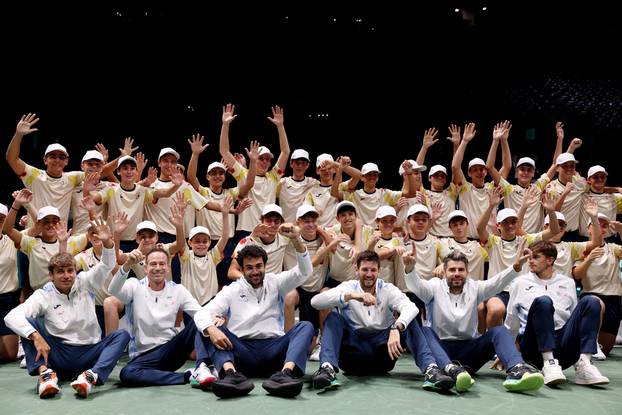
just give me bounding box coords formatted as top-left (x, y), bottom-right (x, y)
top-left (1, 1), bottom-right (621, 200)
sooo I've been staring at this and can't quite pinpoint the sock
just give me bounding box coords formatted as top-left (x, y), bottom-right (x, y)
top-left (580, 353), bottom-right (592, 363)
top-left (444, 363), bottom-right (457, 373)
top-left (542, 351), bottom-right (554, 361)
top-left (321, 362), bottom-right (334, 371)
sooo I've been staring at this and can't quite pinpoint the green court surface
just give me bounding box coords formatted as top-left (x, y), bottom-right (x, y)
top-left (1, 352), bottom-right (621, 415)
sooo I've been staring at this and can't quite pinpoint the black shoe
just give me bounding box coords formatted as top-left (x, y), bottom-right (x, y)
top-left (262, 368), bottom-right (303, 398)
top-left (445, 363), bottom-right (474, 392)
top-left (211, 369), bottom-right (254, 398)
top-left (423, 364), bottom-right (455, 391)
top-left (503, 363), bottom-right (544, 392)
top-left (312, 365), bottom-right (340, 390)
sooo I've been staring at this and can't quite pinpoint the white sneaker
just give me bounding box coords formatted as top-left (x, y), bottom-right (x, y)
top-left (309, 344), bottom-right (321, 361)
top-left (17, 338), bottom-right (25, 358)
top-left (592, 344), bottom-right (606, 361)
top-left (615, 334), bottom-right (622, 345)
top-left (38, 369), bottom-right (60, 399)
top-left (20, 357), bottom-right (27, 368)
top-left (574, 358), bottom-right (609, 385)
top-left (189, 362), bottom-right (218, 389)
top-left (542, 358), bottom-right (567, 386)
top-left (70, 369), bottom-right (98, 398)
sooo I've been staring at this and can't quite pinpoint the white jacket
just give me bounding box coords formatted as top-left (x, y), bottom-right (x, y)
top-left (505, 271), bottom-right (578, 340)
top-left (311, 279), bottom-right (418, 333)
top-left (194, 250), bottom-right (312, 339)
top-left (406, 266), bottom-right (518, 340)
top-left (4, 246), bottom-right (116, 345)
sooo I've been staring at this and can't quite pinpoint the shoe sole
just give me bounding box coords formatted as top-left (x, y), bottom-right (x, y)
top-left (455, 372), bottom-right (475, 393)
top-left (39, 385), bottom-right (60, 399)
top-left (422, 378), bottom-right (455, 391)
top-left (503, 373), bottom-right (544, 392)
top-left (545, 376), bottom-right (567, 386)
top-left (313, 378), bottom-right (341, 390)
top-left (190, 377), bottom-right (217, 390)
top-left (262, 380), bottom-right (303, 398)
top-left (575, 378), bottom-right (609, 386)
top-left (211, 381), bottom-right (254, 398)
top-left (71, 382), bottom-right (90, 398)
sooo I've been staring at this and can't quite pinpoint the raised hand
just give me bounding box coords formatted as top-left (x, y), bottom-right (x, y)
top-left (173, 191), bottom-right (188, 210)
top-left (83, 171), bottom-right (100, 194)
top-left (145, 167), bottom-right (158, 185)
top-left (401, 160), bottom-right (413, 175)
top-left (111, 211), bottom-right (130, 236)
top-left (268, 105), bottom-right (284, 127)
top-left (422, 127), bottom-right (439, 148)
top-left (16, 113), bottom-right (39, 136)
top-left (447, 124), bottom-right (461, 145)
top-left (95, 143), bottom-right (109, 162)
top-left (395, 197), bottom-right (409, 213)
top-left (169, 202), bottom-right (185, 229)
top-left (120, 137), bottom-right (139, 156)
top-left (583, 198), bottom-right (598, 218)
top-left (569, 137), bottom-right (582, 151)
top-left (251, 223), bottom-right (271, 239)
top-left (233, 153), bottom-right (247, 169)
top-left (89, 217), bottom-right (112, 243)
top-left (222, 103), bottom-right (237, 125)
top-left (488, 185), bottom-right (504, 207)
top-left (125, 249), bottom-right (144, 267)
top-left (13, 189), bottom-right (33, 206)
top-left (555, 121), bottom-right (564, 140)
top-left (80, 195), bottom-right (97, 212)
top-left (171, 170), bottom-right (185, 186)
top-left (402, 243), bottom-right (417, 272)
top-left (221, 196), bottom-right (233, 214)
top-left (135, 152), bottom-right (147, 173)
top-left (54, 220), bottom-right (72, 243)
top-left (245, 140), bottom-right (260, 163)
top-left (188, 133), bottom-right (209, 154)
top-left (513, 239), bottom-right (531, 271)
top-left (522, 185), bottom-right (539, 206)
top-left (493, 120), bottom-right (511, 141)
top-left (541, 192), bottom-right (556, 212)
top-left (234, 198), bottom-right (253, 215)
top-left (462, 122), bottom-right (477, 142)
top-left (430, 201), bottom-right (444, 223)
top-left (278, 223), bottom-right (301, 239)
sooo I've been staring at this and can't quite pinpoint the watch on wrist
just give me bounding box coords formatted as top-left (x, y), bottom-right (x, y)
top-left (390, 322), bottom-right (401, 331)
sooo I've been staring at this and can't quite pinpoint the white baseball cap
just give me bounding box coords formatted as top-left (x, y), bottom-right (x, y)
top-left (407, 204), bottom-right (429, 218)
top-left (0, 203), bottom-right (7, 216)
top-left (336, 200), bottom-right (356, 214)
top-left (81, 150), bottom-right (104, 162)
top-left (261, 203), bottom-right (283, 217)
top-left (316, 153), bottom-right (334, 168)
top-left (516, 157), bottom-right (536, 168)
top-left (118, 155), bottom-right (137, 167)
top-left (428, 165), bottom-right (448, 177)
top-left (361, 162), bottom-right (381, 175)
top-left (36, 206), bottom-right (60, 221)
top-left (556, 152), bottom-right (578, 165)
top-left (136, 220), bottom-right (157, 233)
top-left (158, 147), bottom-right (180, 160)
top-left (44, 143), bottom-right (68, 156)
top-left (207, 161), bottom-right (227, 173)
top-left (447, 210), bottom-right (468, 222)
top-left (375, 205), bottom-right (397, 219)
top-left (398, 159), bottom-right (427, 175)
top-left (468, 158), bottom-right (486, 169)
top-left (588, 212), bottom-right (610, 226)
top-left (258, 146), bottom-right (274, 158)
top-left (189, 226), bottom-right (211, 240)
top-left (587, 165), bottom-right (607, 178)
top-left (291, 149), bottom-right (310, 161)
top-left (544, 211), bottom-right (566, 225)
top-left (296, 205), bottom-right (319, 219)
top-left (496, 208), bottom-right (518, 223)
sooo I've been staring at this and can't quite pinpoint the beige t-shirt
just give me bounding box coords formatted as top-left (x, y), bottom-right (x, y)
top-left (232, 162), bottom-right (283, 232)
top-left (485, 233), bottom-right (543, 288)
top-left (438, 238), bottom-right (488, 281)
top-left (74, 247), bottom-right (115, 306)
top-left (545, 176), bottom-right (588, 232)
top-left (372, 236), bottom-right (405, 285)
top-left (232, 234), bottom-right (290, 275)
top-left (424, 188), bottom-right (459, 237)
top-left (304, 182), bottom-right (349, 228)
top-left (278, 176), bottom-right (319, 223)
top-left (283, 236), bottom-right (327, 292)
top-left (576, 243), bottom-right (622, 296)
top-left (403, 234), bottom-right (440, 283)
top-left (455, 181), bottom-right (496, 239)
top-left (145, 179), bottom-right (208, 237)
top-left (20, 234), bottom-right (88, 289)
top-left (326, 224), bottom-right (374, 282)
top-left (499, 175), bottom-right (551, 234)
top-left (101, 183), bottom-right (154, 241)
top-left (196, 186), bottom-right (238, 239)
top-left (180, 248), bottom-right (221, 305)
top-left (71, 181), bottom-right (115, 235)
top-left (21, 164), bottom-right (84, 224)
top-left (552, 241), bottom-right (587, 277)
top-left (343, 188), bottom-right (402, 227)
top-left (0, 235), bottom-right (19, 294)
top-left (578, 192), bottom-right (622, 237)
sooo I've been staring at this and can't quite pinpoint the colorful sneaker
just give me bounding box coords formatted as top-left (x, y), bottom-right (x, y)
top-left (190, 362), bottom-right (219, 390)
top-left (312, 364), bottom-right (340, 390)
top-left (38, 368), bottom-right (60, 399)
top-left (71, 369), bottom-right (98, 398)
top-left (542, 358), bottom-right (566, 386)
top-left (503, 363), bottom-right (544, 392)
top-left (211, 369), bottom-right (254, 398)
top-left (262, 368), bottom-right (304, 397)
top-left (574, 358), bottom-right (609, 386)
top-left (422, 364), bottom-right (454, 391)
top-left (445, 363), bottom-right (474, 392)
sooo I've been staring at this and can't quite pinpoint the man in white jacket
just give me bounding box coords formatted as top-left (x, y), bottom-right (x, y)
top-left (405, 249), bottom-right (544, 393)
top-left (505, 240), bottom-right (609, 386)
top-left (4, 219), bottom-right (129, 399)
top-left (310, 250), bottom-right (454, 392)
top-left (194, 224), bottom-right (314, 399)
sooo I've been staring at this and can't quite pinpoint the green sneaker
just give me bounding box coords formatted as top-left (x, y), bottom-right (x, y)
top-left (446, 363), bottom-right (475, 392)
top-left (313, 365), bottom-right (340, 390)
top-left (503, 363), bottom-right (544, 392)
